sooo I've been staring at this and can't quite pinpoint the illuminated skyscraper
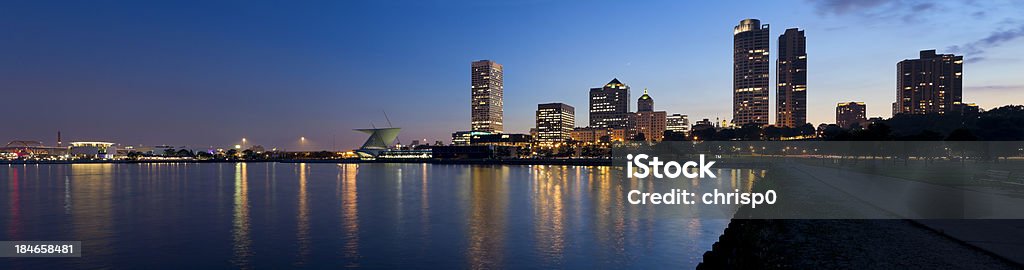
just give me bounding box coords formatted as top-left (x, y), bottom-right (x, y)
top-left (895, 50), bottom-right (963, 115)
top-left (777, 28), bottom-right (807, 128)
top-left (733, 19), bottom-right (770, 126)
top-left (536, 103), bottom-right (575, 143)
top-left (836, 102), bottom-right (866, 129)
top-left (589, 78), bottom-right (631, 129)
top-left (471, 60), bottom-right (503, 133)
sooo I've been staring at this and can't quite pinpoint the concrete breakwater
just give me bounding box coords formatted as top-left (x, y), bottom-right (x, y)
top-left (696, 166), bottom-right (1018, 269)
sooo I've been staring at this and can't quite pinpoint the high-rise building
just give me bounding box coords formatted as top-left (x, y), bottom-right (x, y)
top-left (536, 103), bottom-right (575, 143)
top-left (836, 102), bottom-right (867, 129)
top-left (733, 19), bottom-right (771, 127)
top-left (628, 89), bottom-right (667, 142)
top-left (895, 50), bottom-right (963, 115)
top-left (666, 114), bottom-right (690, 134)
top-left (471, 60), bottom-right (503, 133)
top-left (637, 88), bottom-right (654, 112)
top-left (589, 78), bottom-right (631, 129)
top-left (777, 28), bottom-right (807, 128)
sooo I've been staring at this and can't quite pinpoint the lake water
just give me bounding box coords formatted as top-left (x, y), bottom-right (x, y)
top-left (0, 163), bottom-right (757, 269)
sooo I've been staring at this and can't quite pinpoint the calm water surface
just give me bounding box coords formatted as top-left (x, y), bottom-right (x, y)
top-left (0, 163), bottom-right (758, 269)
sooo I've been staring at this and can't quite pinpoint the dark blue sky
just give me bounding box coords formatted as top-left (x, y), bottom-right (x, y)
top-left (3, 0), bottom-right (1023, 149)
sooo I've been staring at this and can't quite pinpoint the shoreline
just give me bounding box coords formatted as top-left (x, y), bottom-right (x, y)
top-left (0, 158), bottom-right (615, 166)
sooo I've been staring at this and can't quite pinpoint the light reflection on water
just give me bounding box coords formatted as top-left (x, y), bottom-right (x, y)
top-left (295, 163), bottom-right (311, 267)
top-left (232, 163), bottom-right (251, 269)
top-left (0, 163), bottom-right (757, 269)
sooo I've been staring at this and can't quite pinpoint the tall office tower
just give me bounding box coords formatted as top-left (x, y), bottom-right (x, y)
top-left (666, 114), bottom-right (690, 134)
top-left (471, 60), bottom-right (504, 133)
top-left (777, 28), bottom-right (807, 128)
top-left (589, 78), bottom-right (631, 128)
top-left (895, 50), bottom-right (963, 115)
top-left (733, 19), bottom-right (770, 126)
top-left (836, 102), bottom-right (867, 129)
top-left (536, 103), bottom-right (575, 143)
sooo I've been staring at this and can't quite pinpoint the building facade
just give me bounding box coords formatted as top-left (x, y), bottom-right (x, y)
top-left (471, 133), bottom-right (532, 148)
top-left (666, 114), bottom-right (690, 134)
top-left (895, 50), bottom-right (963, 115)
top-left (836, 102), bottom-right (867, 129)
top-left (471, 60), bottom-right (504, 133)
top-left (536, 103), bottom-right (576, 143)
top-left (629, 89), bottom-right (667, 142)
top-left (451, 130), bottom-right (492, 146)
top-left (69, 141), bottom-right (118, 159)
top-left (777, 28), bottom-right (807, 128)
top-left (733, 19), bottom-right (771, 126)
top-left (589, 78), bottom-right (631, 129)
top-left (570, 127), bottom-right (626, 143)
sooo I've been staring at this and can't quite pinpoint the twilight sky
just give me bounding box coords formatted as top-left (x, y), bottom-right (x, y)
top-left (2, 0), bottom-right (1023, 150)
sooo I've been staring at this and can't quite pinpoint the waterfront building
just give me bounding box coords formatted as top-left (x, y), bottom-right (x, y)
top-left (432, 145), bottom-right (518, 159)
top-left (0, 140), bottom-right (68, 158)
top-left (451, 130), bottom-right (491, 146)
top-left (777, 28), bottom-right (807, 128)
top-left (589, 78), bottom-right (631, 129)
top-left (666, 114), bottom-right (690, 134)
top-left (733, 19), bottom-right (771, 126)
top-left (836, 102), bottom-right (867, 129)
top-left (628, 89), bottom-right (667, 142)
top-left (471, 60), bottom-right (504, 133)
top-left (894, 50), bottom-right (963, 115)
top-left (69, 141), bottom-right (118, 159)
top-left (570, 127), bottom-right (626, 143)
top-left (471, 133), bottom-right (532, 148)
top-left (536, 103), bottom-right (575, 143)
top-left (376, 149), bottom-right (432, 159)
top-left (354, 128), bottom-right (402, 158)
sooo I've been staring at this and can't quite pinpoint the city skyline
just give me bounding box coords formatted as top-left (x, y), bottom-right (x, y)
top-left (3, 1), bottom-right (1024, 148)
